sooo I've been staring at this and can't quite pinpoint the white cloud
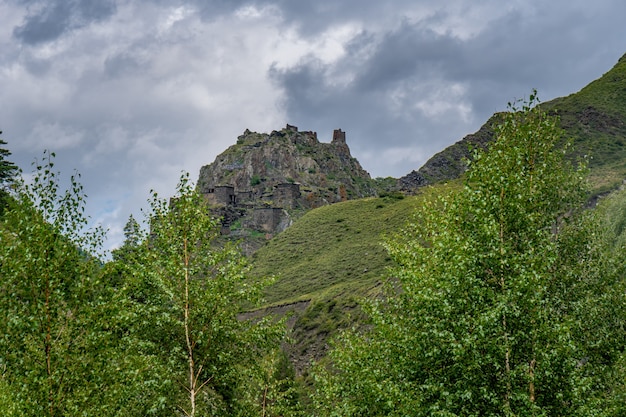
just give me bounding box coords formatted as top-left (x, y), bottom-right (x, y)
top-left (412, 83), bottom-right (472, 123)
top-left (160, 5), bottom-right (195, 32)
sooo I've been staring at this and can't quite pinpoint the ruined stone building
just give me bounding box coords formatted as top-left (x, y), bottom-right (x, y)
top-left (273, 183), bottom-right (301, 209)
top-left (203, 185), bottom-right (236, 206)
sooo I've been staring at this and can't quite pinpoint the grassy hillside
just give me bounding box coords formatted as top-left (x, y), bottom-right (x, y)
top-left (250, 184), bottom-right (457, 373)
top-left (251, 193), bottom-right (426, 306)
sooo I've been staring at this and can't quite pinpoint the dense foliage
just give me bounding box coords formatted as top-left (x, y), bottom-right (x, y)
top-left (0, 151), bottom-right (106, 415)
top-left (113, 173), bottom-right (285, 416)
top-left (312, 93), bottom-right (626, 416)
top-left (0, 157), bottom-right (288, 416)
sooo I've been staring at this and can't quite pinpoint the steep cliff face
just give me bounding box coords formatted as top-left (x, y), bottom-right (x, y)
top-left (196, 125), bottom-right (375, 243)
top-left (198, 124), bottom-right (374, 208)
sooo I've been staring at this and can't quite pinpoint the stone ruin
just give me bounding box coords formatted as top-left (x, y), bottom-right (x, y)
top-left (203, 185), bottom-right (236, 206)
top-left (252, 207), bottom-right (285, 233)
top-left (332, 128), bottom-right (346, 143)
top-left (202, 181), bottom-right (300, 235)
top-left (273, 182), bottom-right (301, 209)
top-left (198, 124), bottom-right (373, 237)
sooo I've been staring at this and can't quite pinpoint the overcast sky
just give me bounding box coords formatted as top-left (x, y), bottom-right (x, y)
top-left (1, 0), bottom-right (625, 251)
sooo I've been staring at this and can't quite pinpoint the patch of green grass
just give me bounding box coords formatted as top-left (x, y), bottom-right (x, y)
top-left (246, 189), bottom-right (421, 372)
top-left (247, 184), bottom-right (460, 375)
top-left (250, 185), bottom-right (453, 307)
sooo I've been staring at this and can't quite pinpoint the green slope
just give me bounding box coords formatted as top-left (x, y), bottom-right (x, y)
top-left (249, 190), bottom-right (435, 372)
top-left (251, 193), bottom-right (427, 306)
top-left (249, 184), bottom-right (461, 373)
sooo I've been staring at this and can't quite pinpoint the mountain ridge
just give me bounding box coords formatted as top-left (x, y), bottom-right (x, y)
top-left (196, 125), bottom-right (376, 249)
top-left (198, 124), bottom-right (374, 204)
top-left (405, 52), bottom-right (626, 194)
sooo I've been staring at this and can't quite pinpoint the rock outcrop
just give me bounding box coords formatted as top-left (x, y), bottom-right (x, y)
top-left (197, 124), bottom-right (375, 242)
top-left (398, 115), bottom-right (498, 192)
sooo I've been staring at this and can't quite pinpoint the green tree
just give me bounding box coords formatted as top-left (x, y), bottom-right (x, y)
top-left (122, 172), bottom-right (284, 416)
top-left (123, 213), bottom-right (142, 246)
top-left (0, 131), bottom-right (19, 213)
top-left (314, 93), bottom-right (601, 416)
top-left (0, 151), bottom-right (106, 416)
top-left (111, 214), bottom-right (143, 264)
top-left (0, 132), bottom-right (18, 185)
top-left (567, 187), bottom-right (626, 416)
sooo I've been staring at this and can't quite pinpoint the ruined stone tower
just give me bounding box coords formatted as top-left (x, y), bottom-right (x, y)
top-left (332, 129), bottom-right (346, 144)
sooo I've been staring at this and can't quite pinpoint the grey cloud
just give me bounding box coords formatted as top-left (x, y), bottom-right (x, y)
top-left (13, 0), bottom-right (116, 44)
top-left (173, 0), bottom-right (427, 37)
top-left (447, 3), bottom-right (626, 115)
top-left (186, 0), bottom-right (249, 21)
top-left (351, 24), bottom-right (462, 92)
top-left (254, 0), bottom-right (422, 37)
top-left (21, 54), bottom-right (53, 77)
top-left (270, 58), bottom-right (330, 116)
top-left (269, 52), bottom-right (449, 165)
top-left (13, 2), bottom-right (72, 44)
top-left (268, 22), bottom-right (473, 172)
top-left (103, 53), bottom-right (143, 79)
top-left (270, 1), bottom-right (626, 178)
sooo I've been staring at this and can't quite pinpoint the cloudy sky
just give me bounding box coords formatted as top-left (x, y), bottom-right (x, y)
top-left (1, 0), bottom-right (625, 251)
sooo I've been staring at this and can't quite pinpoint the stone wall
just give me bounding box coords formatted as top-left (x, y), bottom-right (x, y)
top-left (273, 183), bottom-right (301, 209)
top-left (252, 207), bottom-right (284, 233)
top-left (204, 185), bottom-right (236, 206)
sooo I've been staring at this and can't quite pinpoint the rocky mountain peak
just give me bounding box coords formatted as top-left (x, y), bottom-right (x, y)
top-left (196, 124), bottom-right (375, 243)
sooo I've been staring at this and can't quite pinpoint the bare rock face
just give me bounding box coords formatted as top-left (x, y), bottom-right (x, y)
top-left (398, 114), bottom-right (498, 193)
top-left (197, 124), bottom-right (375, 239)
top-left (398, 170), bottom-right (428, 192)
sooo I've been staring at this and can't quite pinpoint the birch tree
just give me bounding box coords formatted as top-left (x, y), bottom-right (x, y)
top-left (314, 93), bottom-right (599, 416)
top-left (126, 172), bottom-right (284, 416)
top-left (0, 151), bottom-right (105, 416)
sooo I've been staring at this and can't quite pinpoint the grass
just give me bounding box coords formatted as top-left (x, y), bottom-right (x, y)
top-left (248, 181), bottom-right (457, 373)
top-left (251, 193), bottom-right (424, 306)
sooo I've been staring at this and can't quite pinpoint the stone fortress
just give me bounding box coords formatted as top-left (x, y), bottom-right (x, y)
top-left (197, 124), bottom-right (374, 238)
top-left (202, 182), bottom-right (300, 235)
